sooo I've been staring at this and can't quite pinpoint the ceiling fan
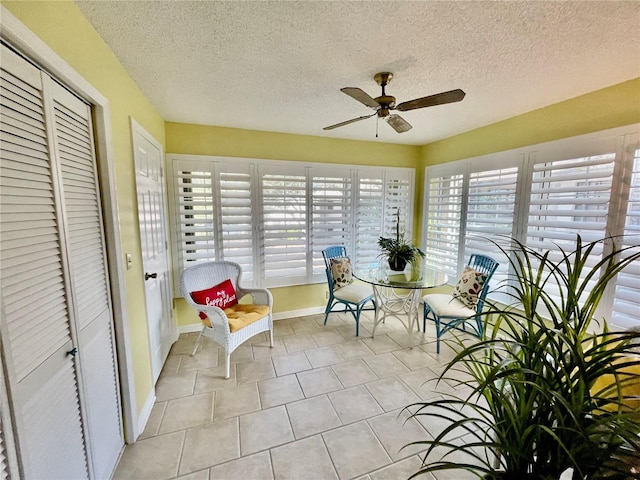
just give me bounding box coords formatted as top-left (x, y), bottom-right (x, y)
top-left (323, 72), bottom-right (465, 134)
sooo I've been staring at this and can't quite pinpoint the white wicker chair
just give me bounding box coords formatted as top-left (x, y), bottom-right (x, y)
top-left (180, 261), bottom-right (273, 378)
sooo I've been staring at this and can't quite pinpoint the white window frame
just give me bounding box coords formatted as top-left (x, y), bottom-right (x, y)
top-left (167, 154), bottom-right (415, 294)
top-left (422, 124), bottom-right (640, 327)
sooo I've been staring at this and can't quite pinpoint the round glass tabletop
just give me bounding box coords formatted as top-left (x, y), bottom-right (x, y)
top-left (354, 263), bottom-right (448, 290)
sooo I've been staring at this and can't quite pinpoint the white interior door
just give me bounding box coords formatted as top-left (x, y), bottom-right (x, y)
top-left (133, 121), bottom-right (174, 383)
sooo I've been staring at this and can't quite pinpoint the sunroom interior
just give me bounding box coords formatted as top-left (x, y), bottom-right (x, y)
top-left (0, 1), bottom-right (639, 479)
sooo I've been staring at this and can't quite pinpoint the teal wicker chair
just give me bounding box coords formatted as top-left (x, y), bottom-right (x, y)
top-left (322, 246), bottom-right (376, 336)
top-left (423, 254), bottom-right (499, 353)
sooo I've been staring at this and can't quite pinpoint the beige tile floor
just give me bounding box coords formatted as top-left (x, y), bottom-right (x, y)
top-left (114, 311), bottom-right (479, 480)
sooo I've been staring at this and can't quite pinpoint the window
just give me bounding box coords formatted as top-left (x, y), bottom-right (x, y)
top-left (219, 167), bottom-right (255, 282)
top-left (423, 172), bottom-right (464, 277)
top-left (311, 169), bottom-right (353, 277)
top-left (465, 167), bottom-right (518, 291)
top-left (526, 154), bottom-right (614, 304)
top-left (611, 145), bottom-right (640, 329)
top-left (423, 125), bottom-right (640, 326)
top-left (260, 165), bottom-right (308, 287)
top-left (168, 156), bottom-right (414, 291)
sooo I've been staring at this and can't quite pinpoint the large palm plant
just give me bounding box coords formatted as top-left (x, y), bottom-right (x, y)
top-left (407, 236), bottom-right (640, 479)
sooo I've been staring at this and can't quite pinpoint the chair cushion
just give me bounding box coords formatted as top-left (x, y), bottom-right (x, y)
top-left (201, 304), bottom-right (270, 332)
top-left (452, 267), bottom-right (488, 309)
top-left (591, 357), bottom-right (640, 412)
top-left (334, 282), bottom-right (373, 303)
top-left (191, 279), bottom-right (238, 320)
top-left (423, 293), bottom-right (476, 318)
top-left (330, 257), bottom-right (354, 289)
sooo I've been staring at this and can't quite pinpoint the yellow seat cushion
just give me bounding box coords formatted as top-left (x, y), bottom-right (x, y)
top-left (201, 304), bottom-right (270, 332)
top-left (591, 357), bottom-right (640, 413)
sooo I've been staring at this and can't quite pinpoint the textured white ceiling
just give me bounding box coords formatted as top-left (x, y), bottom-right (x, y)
top-left (75, 1), bottom-right (640, 145)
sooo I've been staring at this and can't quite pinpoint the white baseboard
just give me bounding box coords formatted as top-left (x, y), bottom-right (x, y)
top-left (273, 306), bottom-right (324, 320)
top-left (177, 306), bottom-right (325, 335)
top-left (178, 324), bottom-right (203, 334)
top-left (134, 388), bottom-right (156, 442)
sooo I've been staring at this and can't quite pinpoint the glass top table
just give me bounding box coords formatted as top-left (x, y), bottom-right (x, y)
top-left (354, 264), bottom-right (448, 336)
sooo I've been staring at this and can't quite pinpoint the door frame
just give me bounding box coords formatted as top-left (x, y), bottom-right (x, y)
top-left (131, 118), bottom-right (177, 382)
top-left (0, 7), bottom-right (139, 442)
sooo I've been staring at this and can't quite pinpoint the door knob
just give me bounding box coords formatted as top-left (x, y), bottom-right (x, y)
top-left (145, 272), bottom-right (158, 280)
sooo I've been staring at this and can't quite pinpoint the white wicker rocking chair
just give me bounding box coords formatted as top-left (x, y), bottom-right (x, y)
top-left (180, 261), bottom-right (274, 378)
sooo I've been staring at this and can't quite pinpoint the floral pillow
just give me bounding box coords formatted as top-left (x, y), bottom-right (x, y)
top-left (330, 257), bottom-right (354, 290)
top-left (452, 266), bottom-right (488, 309)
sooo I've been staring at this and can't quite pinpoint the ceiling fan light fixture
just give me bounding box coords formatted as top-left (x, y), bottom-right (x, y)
top-left (324, 71), bottom-right (465, 135)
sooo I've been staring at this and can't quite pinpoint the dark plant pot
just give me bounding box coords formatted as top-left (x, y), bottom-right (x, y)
top-left (388, 258), bottom-right (406, 271)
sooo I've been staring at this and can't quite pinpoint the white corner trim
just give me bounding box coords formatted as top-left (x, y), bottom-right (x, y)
top-left (135, 388), bottom-right (156, 441)
top-left (1, 6), bottom-right (138, 444)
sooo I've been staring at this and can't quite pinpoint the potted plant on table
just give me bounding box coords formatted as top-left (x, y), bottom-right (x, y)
top-left (378, 208), bottom-right (424, 273)
top-left (405, 236), bottom-right (640, 480)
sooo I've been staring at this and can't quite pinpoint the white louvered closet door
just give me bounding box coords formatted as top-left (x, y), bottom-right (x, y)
top-left (0, 353), bottom-right (19, 480)
top-left (0, 44), bottom-right (122, 479)
top-left (49, 82), bottom-right (123, 479)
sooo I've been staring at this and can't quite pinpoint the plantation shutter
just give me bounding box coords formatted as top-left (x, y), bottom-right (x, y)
top-left (423, 172), bottom-right (464, 278)
top-left (525, 152), bottom-right (615, 302)
top-left (311, 168), bottom-right (352, 279)
top-left (219, 165), bottom-right (255, 283)
top-left (611, 145), bottom-right (640, 329)
top-left (354, 174), bottom-right (384, 271)
top-left (169, 155), bottom-right (415, 288)
top-left (173, 160), bottom-right (216, 268)
top-left (0, 44), bottom-right (88, 479)
top-left (464, 167), bottom-right (518, 292)
top-left (259, 165), bottom-right (307, 287)
top-left (383, 174), bottom-right (413, 238)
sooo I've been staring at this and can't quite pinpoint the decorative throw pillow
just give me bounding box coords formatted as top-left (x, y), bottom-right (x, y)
top-left (190, 279), bottom-right (238, 320)
top-left (452, 266), bottom-right (488, 310)
top-left (330, 257), bottom-right (354, 290)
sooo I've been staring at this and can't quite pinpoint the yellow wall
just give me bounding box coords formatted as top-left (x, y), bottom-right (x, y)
top-left (166, 123), bottom-right (421, 320)
top-left (166, 122), bottom-right (419, 167)
top-left (3, 1), bottom-right (166, 417)
top-left (421, 78), bottom-right (640, 166)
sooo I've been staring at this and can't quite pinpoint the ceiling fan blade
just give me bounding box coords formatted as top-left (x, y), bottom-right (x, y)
top-left (340, 87), bottom-right (380, 109)
top-left (323, 113), bottom-right (376, 131)
top-left (395, 88), bottom-right (466, 112)
top-left (386, 114), bottom-right (412, 133)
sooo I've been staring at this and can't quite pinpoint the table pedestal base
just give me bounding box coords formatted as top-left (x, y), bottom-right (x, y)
top-left (371, 285), bottom-right (423, 337)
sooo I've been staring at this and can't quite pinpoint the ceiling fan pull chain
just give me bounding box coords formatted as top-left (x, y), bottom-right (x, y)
top-left (376, 115), bottom-right (379, 138)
